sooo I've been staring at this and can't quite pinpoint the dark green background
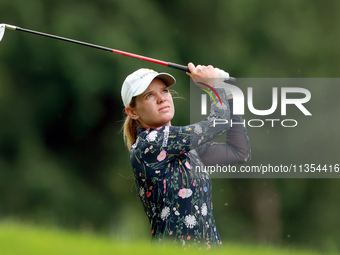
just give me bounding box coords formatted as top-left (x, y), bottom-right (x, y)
top-left (0, 0), bottom-right (339, 252)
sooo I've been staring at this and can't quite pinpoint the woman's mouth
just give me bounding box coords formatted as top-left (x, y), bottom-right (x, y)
top-left (158, 106), bottom-right (170, 112)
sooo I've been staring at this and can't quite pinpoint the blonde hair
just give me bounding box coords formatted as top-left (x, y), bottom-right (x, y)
top-left (122, 97), bottom-right (140, 151)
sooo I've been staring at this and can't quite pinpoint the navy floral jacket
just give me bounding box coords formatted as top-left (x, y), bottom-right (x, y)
top-left (129, 86), bottom-right (251, 248)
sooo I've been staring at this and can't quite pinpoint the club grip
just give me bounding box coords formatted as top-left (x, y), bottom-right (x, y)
top-left (224, 76), bottom-right (236, 85)
top-left (168, 62), bottom-right (236, 84)
top-left (168, 62), bottom-right (189, 72)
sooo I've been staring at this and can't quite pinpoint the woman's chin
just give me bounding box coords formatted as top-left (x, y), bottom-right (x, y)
top-left (156, 115), bottom-right (173, 127)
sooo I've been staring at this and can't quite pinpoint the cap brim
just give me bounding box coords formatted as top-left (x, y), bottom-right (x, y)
top-left (133, 73), bottom-right (176, 98)
top-left (156, 73), bottom-right (176, 87)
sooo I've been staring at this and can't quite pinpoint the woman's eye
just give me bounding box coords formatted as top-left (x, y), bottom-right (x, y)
top-left (163, 89), bottom-right (169, 93)
top-left (146, 94), bottom-right (152, 99)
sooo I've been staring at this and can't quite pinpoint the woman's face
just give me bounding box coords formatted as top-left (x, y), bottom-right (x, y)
top-left (127, 78), bottom-right (175, 129)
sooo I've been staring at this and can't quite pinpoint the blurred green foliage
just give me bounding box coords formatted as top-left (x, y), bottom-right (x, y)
top-left (0, 0), bottom-right (340, 253)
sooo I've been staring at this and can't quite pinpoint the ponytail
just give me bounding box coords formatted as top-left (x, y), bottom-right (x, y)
top-left (122, 97), bottom-right (140, 151)
top-left (123, 116), bottom-right (140, 151)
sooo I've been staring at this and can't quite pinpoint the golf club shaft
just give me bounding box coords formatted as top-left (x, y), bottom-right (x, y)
top-left (11, 25), bottom-right (189, 71)
top-left (5, 24), bottom-right (236, 83)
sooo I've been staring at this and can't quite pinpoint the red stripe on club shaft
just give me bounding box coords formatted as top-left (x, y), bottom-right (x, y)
top-left (111, 49), bottom-right (169, 66)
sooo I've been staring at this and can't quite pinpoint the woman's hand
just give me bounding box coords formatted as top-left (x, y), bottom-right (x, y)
top-left (186, 62), bottom-right (220, 87)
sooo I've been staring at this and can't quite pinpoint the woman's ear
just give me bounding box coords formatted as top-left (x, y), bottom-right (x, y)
top-left (125, 106), bottom-right (139, 120)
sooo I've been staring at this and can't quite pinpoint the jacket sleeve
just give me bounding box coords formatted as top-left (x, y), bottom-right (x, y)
top-left (197, 98), bottom-right (251, 165)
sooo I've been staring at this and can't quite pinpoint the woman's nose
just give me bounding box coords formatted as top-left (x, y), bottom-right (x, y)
top-left (157, 93), bottom-right (166, 103)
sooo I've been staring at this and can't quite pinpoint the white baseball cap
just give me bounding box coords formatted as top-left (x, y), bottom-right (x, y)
top-left (121, 68), bottom-right (176, 107)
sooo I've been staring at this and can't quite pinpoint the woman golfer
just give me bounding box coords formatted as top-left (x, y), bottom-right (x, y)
top-left (121, 63), bottom-right (251, 248)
